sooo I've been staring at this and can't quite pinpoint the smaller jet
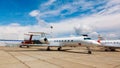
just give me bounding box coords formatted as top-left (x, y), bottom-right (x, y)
top-left (97, 35), bottom-right (120, 51)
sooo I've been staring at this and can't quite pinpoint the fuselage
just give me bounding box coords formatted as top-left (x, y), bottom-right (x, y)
top-left (100, 40), bottom-right (120, 48)
top-left (0, 39), bottom-right (22, 46)
top-left (40, 36), bottom-right (100, 47)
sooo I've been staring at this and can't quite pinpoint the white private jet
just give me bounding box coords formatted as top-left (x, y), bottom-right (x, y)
top-left (0, 39), bottom-right (22, 46)
top-left (97, 35), bottom-right (120, 51)
top-left (19, 32), bottom-right (100, 54)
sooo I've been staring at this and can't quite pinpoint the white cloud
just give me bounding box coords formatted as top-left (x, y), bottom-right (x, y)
top-left (29, 10), bottom-right (40, 17)
top-left (9, 23), bottom-right (20, 26)
top-left (74, 24), bottom-right (94, 35)
top-left (42, 0), bottom-right (56, 6)
top-left (98, 0), bottom-right (120, 15)
top-left (29, 10), bottom-right (51, 28)
top-left (1, 0), bottom-right (120, 40)
top-left (48, 12), bottom-right (120, 39)
top-left (1, 13), bottom-right (120, 40)
top-left (38, 0), bottom-right (97, 18)
top-left (28, 6), bottom-right (120, 38)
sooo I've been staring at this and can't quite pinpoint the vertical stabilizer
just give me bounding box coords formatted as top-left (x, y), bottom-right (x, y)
top-left (97, 35), bottom-right (104, 43)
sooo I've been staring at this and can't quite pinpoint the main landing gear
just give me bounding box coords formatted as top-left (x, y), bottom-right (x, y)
top-left (86, 47), bottom-right (92, 54)
top-left (58, 46), bottom-right (62, 51)
top-left (19, 45), bottom-right (29, 48)
top-left (46, 46), bottom-right (62, 51)
top-left (105, 47), bottom-right (116, 51)
top-left (47, 46), bottom-right (50, 51)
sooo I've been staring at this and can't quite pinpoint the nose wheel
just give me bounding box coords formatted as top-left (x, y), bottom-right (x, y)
top-left (88, 50), bottom-right (92, 54)
top-left (27, 45), bottom-right (29, 48)
top-left (58, 46), bottom-right (62, 51)
top-left (86, 47), bottom-right (92, 54)
top-left (19, 45), bottom-right (22, 48)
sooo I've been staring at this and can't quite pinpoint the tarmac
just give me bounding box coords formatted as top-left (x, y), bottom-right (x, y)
top-left (0, 46), bottom-right (120, 68)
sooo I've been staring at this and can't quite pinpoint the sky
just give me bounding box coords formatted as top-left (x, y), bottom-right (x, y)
top-left (0, 0), bottom-right (120, 40)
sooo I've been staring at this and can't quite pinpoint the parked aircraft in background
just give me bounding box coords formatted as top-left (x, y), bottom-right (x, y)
top-left (97, 35), bottom-right (120, 51)
top-left (0, 39), bottom-right (22, 46)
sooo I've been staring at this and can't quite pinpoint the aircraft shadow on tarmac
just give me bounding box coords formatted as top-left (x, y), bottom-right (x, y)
top-left (91, 49), bottom-right (120, 52)
top-left (5, 48), bottom-right (70, 52)
top-left (5, 48), bottom-right (89, 54)
top-left (6, 48), bottom-right (120, 54)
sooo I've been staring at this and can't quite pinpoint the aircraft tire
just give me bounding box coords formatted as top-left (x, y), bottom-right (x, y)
top-left (88, 51), bottom-right (92, 54)
top-left (110, 49), bottom-right (115, 51)
top-left (19, 45), bottom-right (22, 48)
top-left (58, 47), bottom-right (62, 51)
top-left (105, 49), bottom-right (108, 51)
top-left (27, 45), bottom-right (29, 48)
top-left (47, 46), bottom-right (50, 51)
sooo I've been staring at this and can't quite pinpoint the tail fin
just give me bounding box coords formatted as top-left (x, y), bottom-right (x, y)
top-left (97, 35), bottom-right (104, 43)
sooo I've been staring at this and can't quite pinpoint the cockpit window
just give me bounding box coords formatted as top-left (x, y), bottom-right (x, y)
top-left (84, 38), bottom-right (91, 40)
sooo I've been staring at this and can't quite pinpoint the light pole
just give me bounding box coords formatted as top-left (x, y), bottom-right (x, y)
top-left (50, 26), bottom-right (53, 38)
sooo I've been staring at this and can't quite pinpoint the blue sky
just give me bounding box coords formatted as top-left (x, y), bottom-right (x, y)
top-left (0, 0), bottom-right (43, 25)
top-left (0, 0), bottom-right (107, 25)
top-left (0, 0), bottom-right (120, 39)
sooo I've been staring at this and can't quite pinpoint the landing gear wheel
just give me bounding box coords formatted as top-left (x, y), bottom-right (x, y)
top-left (110, 49), bottom-right (115, 51)
top-left (88, 51), bottom-right (92, 54)
top-left (47, 46), bottom-right (50, 51)
top-left (27, 45), bottom-right (29, 48)
top-left (105, 49), bottom-right (108, 51)
top-left (86, 47), bottom-right (92, 54)
top-left (58, 47), bottom-right (62, 51)
top-left (19, 45), bottom-right (22, 48)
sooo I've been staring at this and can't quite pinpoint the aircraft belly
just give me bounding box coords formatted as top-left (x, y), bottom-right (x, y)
top-left (49, 42), bottom-right (61, 46)
top-left (102, 44), bottom-right (120, 48)
top-left (62, 42), bottom-right (81, 47)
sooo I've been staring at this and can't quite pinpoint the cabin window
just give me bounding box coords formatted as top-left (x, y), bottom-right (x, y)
top-left (68, 40), bottom-right (69, 42)
top-left (59, 40), bottom-right (61, 42)
top-left (71, 40), bottom-right (73, 42)
top-left (64, 40), bottom-right (66, 42)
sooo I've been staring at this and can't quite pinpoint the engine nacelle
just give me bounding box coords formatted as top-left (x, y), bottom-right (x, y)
top-left (40, 38), bottom-right (49, 44)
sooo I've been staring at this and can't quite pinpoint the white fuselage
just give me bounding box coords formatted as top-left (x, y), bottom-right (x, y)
top-left (100, 40), bottom-right (120, 48)
top-left (43, 36), bottom-right (100, 47)
top-left (0, 40), bottom-right (22, 46)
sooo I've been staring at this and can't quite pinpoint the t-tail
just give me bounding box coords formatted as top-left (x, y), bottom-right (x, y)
top-left (97, 35), bottom-right (104, 43)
